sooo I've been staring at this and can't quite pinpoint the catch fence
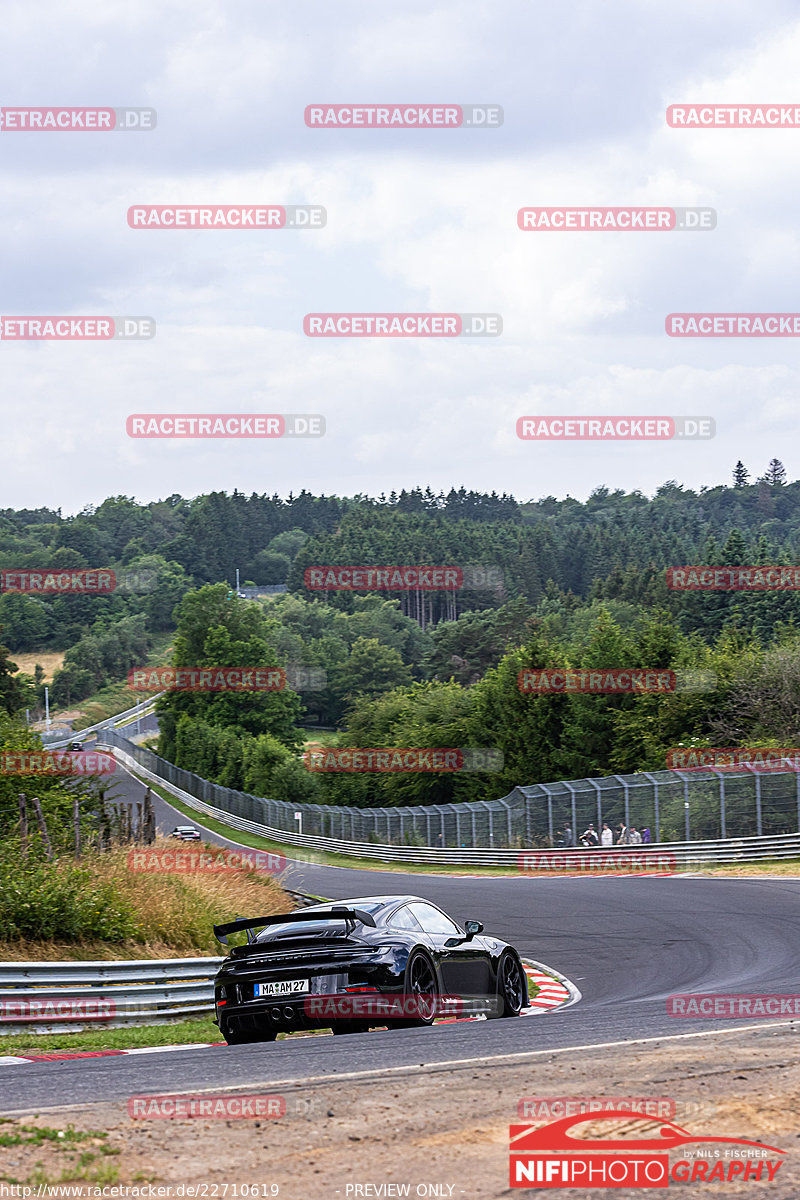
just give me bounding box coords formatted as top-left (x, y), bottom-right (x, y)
top-left (101, 731), bottom-right (800, 850)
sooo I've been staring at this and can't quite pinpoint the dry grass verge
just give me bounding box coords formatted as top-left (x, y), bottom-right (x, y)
top-left (0, 839), bottom-right (290, 959)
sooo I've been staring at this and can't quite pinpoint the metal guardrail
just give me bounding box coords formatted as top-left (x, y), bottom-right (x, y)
top-left (46, 694), bottom-right (163, 749)
top-left (0, 893), bottom-right (316, 1034)
top-left (105, 740), bottom-right (800, 867)
top-left (0, 957), bottom-right (222, 1035)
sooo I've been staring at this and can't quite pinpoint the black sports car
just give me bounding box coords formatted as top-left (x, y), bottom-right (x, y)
top-left (212, 894), bottom-right (528, 1044)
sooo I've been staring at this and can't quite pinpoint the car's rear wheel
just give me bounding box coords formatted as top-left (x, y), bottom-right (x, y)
top-left (401, 950), bottom-right (438, 1026)
top-left (489, 952), bottom-right (527, 1018)
top-left (221, 1020), bottom-right (278, 1045)
top-left (333, 1019), bottom-right (371, 1035)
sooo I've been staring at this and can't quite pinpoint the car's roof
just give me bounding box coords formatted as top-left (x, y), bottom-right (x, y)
top-left (304, 895), bottom-right (427, 915)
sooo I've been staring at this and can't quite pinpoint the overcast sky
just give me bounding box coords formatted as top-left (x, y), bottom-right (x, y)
top-left (2, 0), bottom-right (800, 514)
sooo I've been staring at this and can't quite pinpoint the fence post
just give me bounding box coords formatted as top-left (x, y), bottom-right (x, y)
top-left (617, 776), bottom-right (630, 834)
top-left (18, 793), bottom-right (28, 858)
top-left (642, 773), bottom-right (661, 842)
top-left (589, 778), bottom-right (602, 831)
top-left (30, 796), bottom-right (53, 860)
top-left (564, 782), bottom-right (578, 846)
top-left (754, 770), bottom-right (763, 836)
top-left (74, 794), bottom-right (81, 859)
top-left (542, 785), bottom-right (554, 845)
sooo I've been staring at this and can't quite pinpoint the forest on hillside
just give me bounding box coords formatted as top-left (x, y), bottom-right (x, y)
top-left (3, 465), bottom-right (800, 811)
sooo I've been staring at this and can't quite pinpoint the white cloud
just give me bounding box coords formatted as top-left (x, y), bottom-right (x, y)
top-left (1, 0), bottom-right (799, 510)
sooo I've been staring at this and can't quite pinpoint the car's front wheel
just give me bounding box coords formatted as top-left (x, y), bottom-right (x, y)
top-left (489, 952), bottom-right (527, 1018)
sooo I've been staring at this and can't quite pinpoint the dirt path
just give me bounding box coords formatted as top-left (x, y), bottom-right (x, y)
top-left (2, 1024), bottom-right (798, 1198)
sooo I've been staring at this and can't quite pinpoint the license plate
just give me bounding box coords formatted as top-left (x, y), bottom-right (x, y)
top-left (254, 978), bottom-right (310, 998)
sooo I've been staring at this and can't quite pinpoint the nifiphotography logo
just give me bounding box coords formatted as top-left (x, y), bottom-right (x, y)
top-left (509, 1109), bottom-right (784, 1188)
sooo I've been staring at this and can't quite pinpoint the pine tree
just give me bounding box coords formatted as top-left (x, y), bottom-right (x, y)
top-left (733, 461), bottom-right (749, 488)
top-left (762, 458), bottom-right (787, 486)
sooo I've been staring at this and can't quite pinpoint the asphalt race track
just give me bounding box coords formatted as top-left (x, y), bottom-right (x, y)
top-left (3, 754), bottom-right (800, 1114)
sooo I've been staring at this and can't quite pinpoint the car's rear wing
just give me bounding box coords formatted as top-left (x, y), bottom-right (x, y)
top-left (213, 907), bottom-right (377, 945)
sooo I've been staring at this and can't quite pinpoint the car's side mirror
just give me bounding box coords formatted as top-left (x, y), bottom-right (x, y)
top-left (464, 920), bottom-right (484, 941)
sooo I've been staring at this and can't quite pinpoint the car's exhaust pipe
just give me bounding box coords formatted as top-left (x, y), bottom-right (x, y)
top-left (283, 1006), bottom-right (294, 1020)
top-left (270, 1007), bottom-right (282, 1022)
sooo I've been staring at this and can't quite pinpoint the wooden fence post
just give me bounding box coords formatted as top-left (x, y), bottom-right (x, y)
top-left (30, 796), bottom-right (53, 860)
top-left (73, 793), bottom-right (81, 859)
top-left (18, 793), bottom-right (28, 858)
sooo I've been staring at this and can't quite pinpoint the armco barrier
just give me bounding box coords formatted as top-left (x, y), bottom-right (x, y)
top-left (46, 694), bottom-right (163, 749)
top-left (103, 737), bottom-right (800, 867)
top-left (0, 888), bottom-right (318, 1035)
top-left (0, 958), bottom-right (221, 1034)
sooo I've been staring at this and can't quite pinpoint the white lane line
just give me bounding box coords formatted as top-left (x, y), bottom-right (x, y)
top-left (3, 1020), bottom-right (796, 1118)
top-left (121, 1043), bottom-right (214, 1054)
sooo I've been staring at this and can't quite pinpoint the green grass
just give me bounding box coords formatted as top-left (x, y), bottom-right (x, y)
top-left (68, 632), bottom-right (174, 731)
top-left (0, 1118), bottom-right (121, 1187)
top-left (0, 1015), bottom-right (222, 1054)
top-left (0, 1120), bottom-right (102, 1148)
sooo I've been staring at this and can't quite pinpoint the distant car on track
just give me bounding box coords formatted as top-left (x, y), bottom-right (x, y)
top-left (68, 742), bottom-right (82, 752)
top-left (169, 825), bottom-right (201, 841)
top-left (212, 894), bottom-right (528, 1045)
